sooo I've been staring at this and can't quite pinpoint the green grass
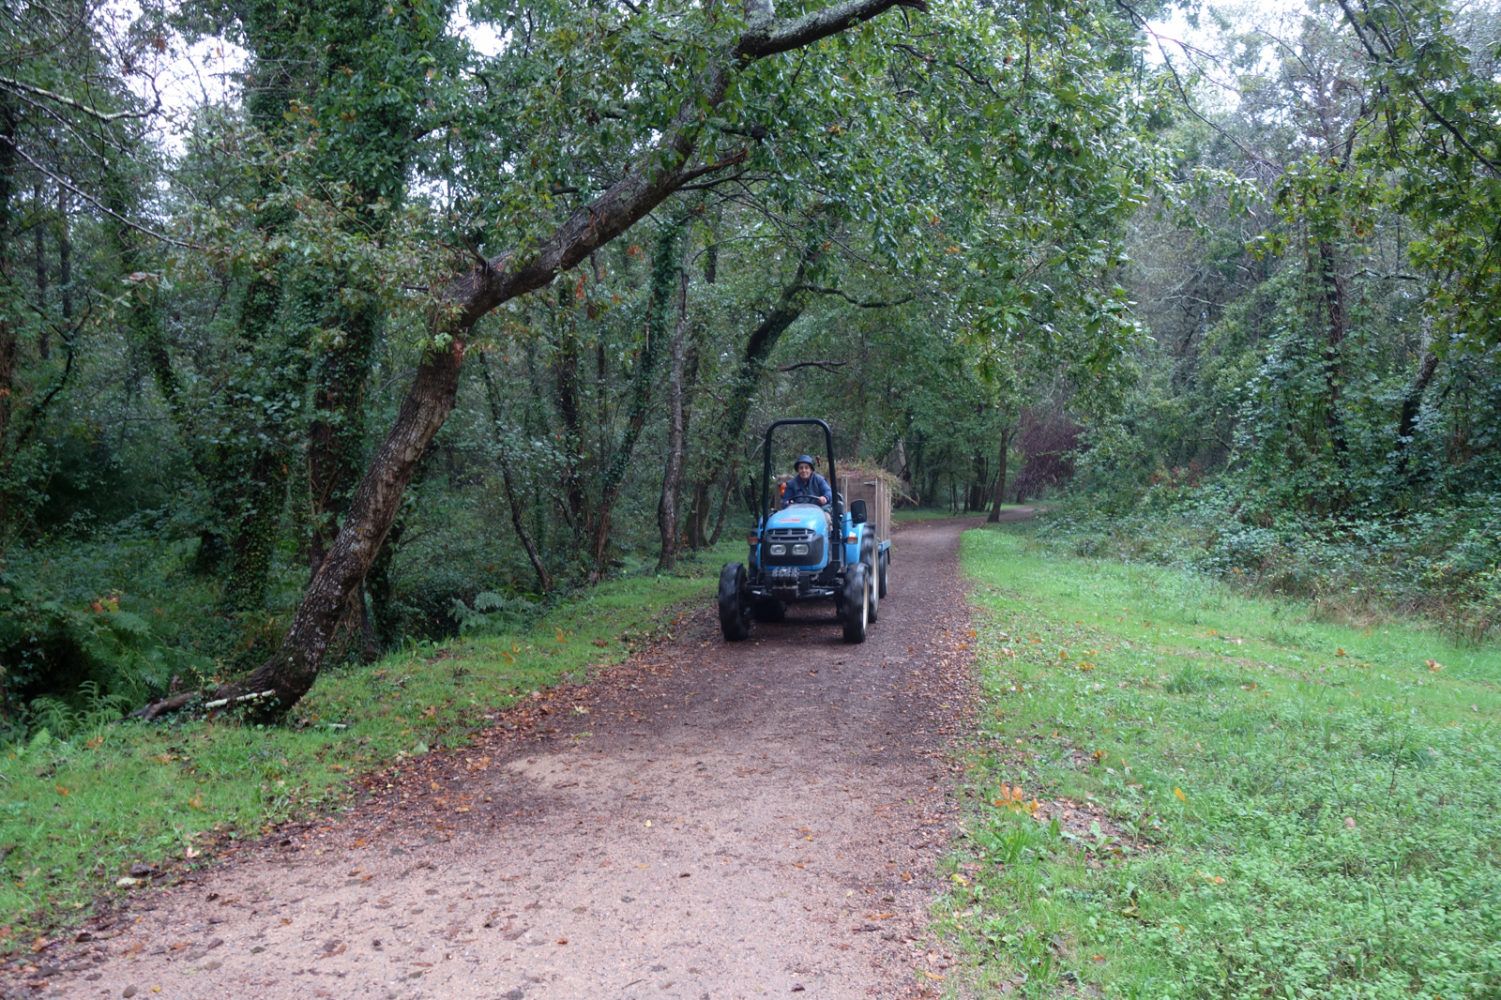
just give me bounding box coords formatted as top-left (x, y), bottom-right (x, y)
top-left (945, 525), bottom-right (1501, 999)
top-left (0, 551), bottom-right (723, 950)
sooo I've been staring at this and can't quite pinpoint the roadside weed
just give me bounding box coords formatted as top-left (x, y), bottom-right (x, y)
top-left (948, 527), bottom-right (1501, 999)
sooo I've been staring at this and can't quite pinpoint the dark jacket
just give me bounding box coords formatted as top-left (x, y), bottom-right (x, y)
top-left (783, 471), bottom-right (832, 506)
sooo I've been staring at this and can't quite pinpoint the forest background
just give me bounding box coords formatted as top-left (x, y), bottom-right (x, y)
top-left (2, 0), bottom-right (1498, 735)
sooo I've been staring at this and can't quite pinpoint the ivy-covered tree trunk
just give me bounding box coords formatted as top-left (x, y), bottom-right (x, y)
top-left (685, 230), bottom-right (825, 546)
top-left (307, 303), bottom-right (378, 576)
top-left (657, 266), bottom-right (691, 572)
top-left (586, 214), bottom-right (688, 579)
top-left (986, 425), bottom-right (1012, 523)
top-left (305, 299), bottom-right (382, 661)
top-left (218, 271), bottom-right (301, 612)
top-left (1315, 236), bottom-right (1348, 460)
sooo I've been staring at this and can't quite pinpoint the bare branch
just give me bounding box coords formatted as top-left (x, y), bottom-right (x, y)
top-left (0, 74), bottom-right (157, 123)
top-left (1, 138), bottom-right (202, 250)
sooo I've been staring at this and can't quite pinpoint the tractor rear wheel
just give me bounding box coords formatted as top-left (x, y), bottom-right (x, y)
top-left (718, 563), bottom-right (751, 641)
top-left (878, 549), bottom-right (889, 598)
top-left (860, 539), bottom-right (880, 623)
top-left (840, 563), bottom-right (869, 643)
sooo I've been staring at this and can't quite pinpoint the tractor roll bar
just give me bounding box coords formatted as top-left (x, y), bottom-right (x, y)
top-left (758, 418), bottom-right (843, 566)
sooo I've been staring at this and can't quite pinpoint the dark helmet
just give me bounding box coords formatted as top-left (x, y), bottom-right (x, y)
top-left (794, 454), bottom-right (816, 470)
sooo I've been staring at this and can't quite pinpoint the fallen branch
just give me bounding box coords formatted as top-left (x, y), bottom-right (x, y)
top-left (202, 689), bottom-right (279, 711)
top-left (129, 687), bottom-right (279, 723)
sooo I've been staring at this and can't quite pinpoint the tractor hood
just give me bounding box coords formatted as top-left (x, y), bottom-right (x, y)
top-left (765, 506), bottom-right (827, 534)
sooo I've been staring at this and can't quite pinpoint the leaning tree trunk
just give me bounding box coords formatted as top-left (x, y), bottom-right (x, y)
top-left (233, 344), bottom-right (465, 716)
top-left (134, 0), bottom-right (928, 722)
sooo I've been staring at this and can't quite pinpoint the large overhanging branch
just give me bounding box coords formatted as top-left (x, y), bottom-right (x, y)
top-left (737, 0), bottom-right (926, 59)
top-left (0, 74), bottom-right (159, 123)
top-left (443, 0), bottom-right (928, 333)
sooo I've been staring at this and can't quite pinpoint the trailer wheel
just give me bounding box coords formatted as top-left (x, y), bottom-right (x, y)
top-left (878, 549), bottom-right (889, 598)
top-left (718, 563), bottom-right (751, 641)
top-left (841, 563), bottom-right (869, 643)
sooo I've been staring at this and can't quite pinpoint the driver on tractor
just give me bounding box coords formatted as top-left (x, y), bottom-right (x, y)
top-left (783, 454), bottom-right (832, 508)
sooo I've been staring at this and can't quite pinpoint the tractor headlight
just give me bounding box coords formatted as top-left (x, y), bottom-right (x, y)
top-left (769, 544), bottom-right (787, 556)
top-left (792, 543), bottom-right (809, 556)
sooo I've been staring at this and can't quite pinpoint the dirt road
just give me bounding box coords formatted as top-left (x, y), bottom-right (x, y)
top-left (7, 517), bottom-right (984, 1000)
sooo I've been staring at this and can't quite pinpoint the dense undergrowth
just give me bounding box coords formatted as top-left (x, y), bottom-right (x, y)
top-left (0, 483), bottom-right (665, 742)
top-left (1032, 486), bottom-right (1501, 643)
top-left (947, 522), bottom-right (1500, 999)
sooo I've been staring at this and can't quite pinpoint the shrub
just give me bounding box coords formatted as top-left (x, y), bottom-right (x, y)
top-left (0, 572), bottom-right (208, 739)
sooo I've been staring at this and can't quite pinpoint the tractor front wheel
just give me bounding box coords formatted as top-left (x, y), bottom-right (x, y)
top-left (841, 563), bottom-right (869, 644)
top-left (718, 563), bottom-right (751, 641)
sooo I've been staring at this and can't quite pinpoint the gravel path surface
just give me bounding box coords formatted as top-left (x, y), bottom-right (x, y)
top-left (5, 517), bottom-right (986, 1000)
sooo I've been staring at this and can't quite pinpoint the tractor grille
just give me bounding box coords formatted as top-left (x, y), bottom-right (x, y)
top-left (761, 526), bottom-right (824, 568)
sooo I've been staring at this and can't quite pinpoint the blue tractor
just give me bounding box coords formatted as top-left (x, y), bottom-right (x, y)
top-left (718, 418), bottom-right (890, 643)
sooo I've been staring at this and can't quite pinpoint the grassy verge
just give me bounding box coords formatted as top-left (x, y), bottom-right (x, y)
top-left (946, 525), bottom-right (1500, 999)
top-left (0, 551), bottom-right (726, 951)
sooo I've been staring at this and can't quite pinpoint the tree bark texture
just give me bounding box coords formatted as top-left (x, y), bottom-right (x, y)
top-left (986, 425), bottom-right (1012, 523)
top-left (146, 0), bottom-right (927, 721)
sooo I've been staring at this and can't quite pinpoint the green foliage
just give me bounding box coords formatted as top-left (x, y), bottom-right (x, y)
top-left (0, 524), bottom-right (222, 736)
top-left (452, 590), bottom-right (540, 636)
top-left (1098, 0), bottom-right (1501, 571)
top-left (20, 0), bottom-right (1501, 733)
top-left (947, 526), bottom-right (1501, 998)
